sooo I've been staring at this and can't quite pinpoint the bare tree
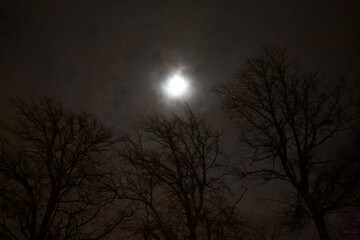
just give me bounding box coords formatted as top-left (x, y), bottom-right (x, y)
top-left (0, 98), bottom-right (132, 240)
top-left (201, 194), bottom-right (245, 240)
top-left (116, 107), bottom-right (244, 240)
top-left (216, 44), bottom-right (360, 240)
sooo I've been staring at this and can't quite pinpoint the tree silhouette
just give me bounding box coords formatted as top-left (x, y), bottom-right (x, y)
top-left (216, 44), bottom-right (360, 240)
top-left (0, 98), bottom-right (132, 240)
top-left (116, 107), bottom-right (245, 240)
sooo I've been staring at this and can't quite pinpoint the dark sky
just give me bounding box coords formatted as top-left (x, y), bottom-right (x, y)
top-left (1, 0), bottom-right (360, 215)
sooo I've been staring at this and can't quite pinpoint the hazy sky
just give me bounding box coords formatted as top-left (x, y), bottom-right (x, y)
top-left (1, 0), bottom-right (359, 127)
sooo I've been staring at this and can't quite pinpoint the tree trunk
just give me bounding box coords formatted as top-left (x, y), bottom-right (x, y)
top-left (187, 220), bottom-right (197, 240)
top-left (311, 210), bottom-right (330, 240)
top-left (301, 190), bottom-right (331, 240)
top-left (37, 186), bottom-right (58, 240)
top-left (188, 228), bottom-right (197, 240)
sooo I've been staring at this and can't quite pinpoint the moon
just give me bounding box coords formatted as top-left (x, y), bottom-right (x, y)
top-left (164, 74), bottom-right (189, 98)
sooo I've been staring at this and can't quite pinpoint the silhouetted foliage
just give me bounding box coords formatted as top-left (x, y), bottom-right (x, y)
top-left (216, 44), bottom-right (360, 240)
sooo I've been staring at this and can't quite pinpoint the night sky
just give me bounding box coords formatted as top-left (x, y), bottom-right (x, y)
top-left (1, 0), bottom-right (360, 219)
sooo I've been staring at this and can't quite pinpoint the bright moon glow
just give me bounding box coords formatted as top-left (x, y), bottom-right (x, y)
top-left (165, 74), bottom-right (188, 97)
